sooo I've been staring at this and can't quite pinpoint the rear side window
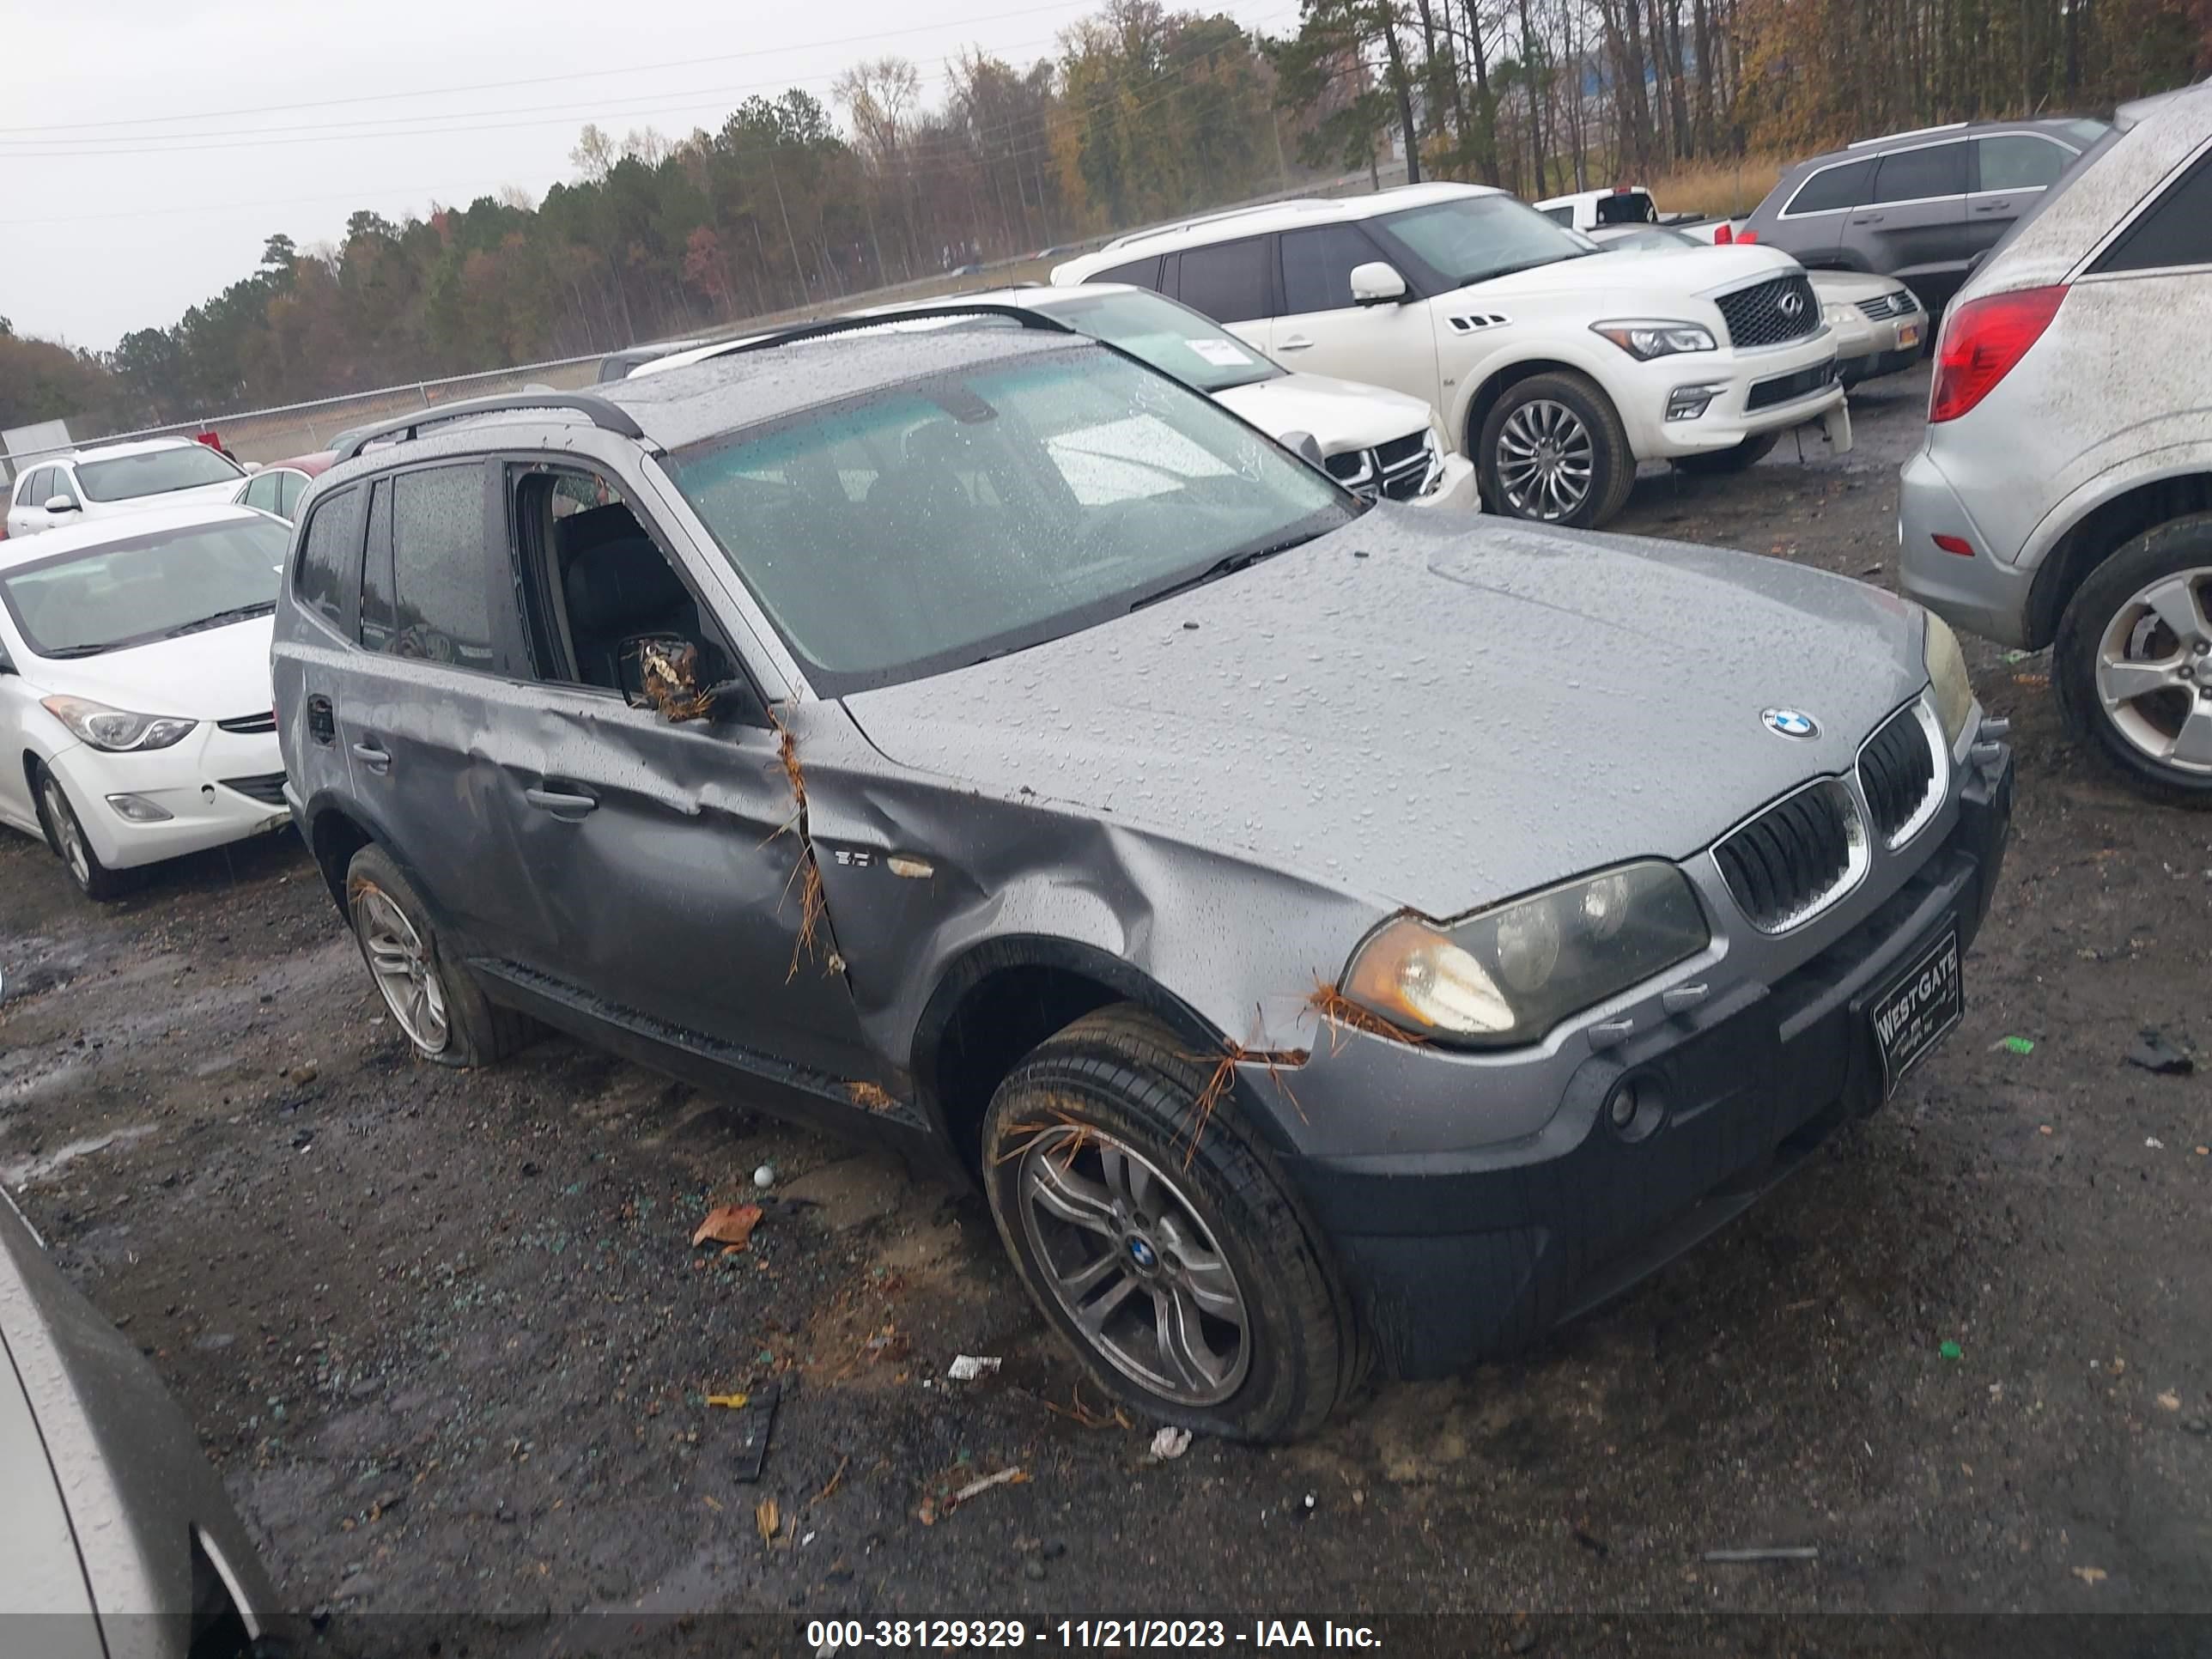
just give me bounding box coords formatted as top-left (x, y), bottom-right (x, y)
top-left (278, 471), bottom-right (307, 517)
top-left (388, 463), bottom-right (494, 668)
top-left (358, 479), bottom-right (397, 653)
top-left (1174, 237), bottom-right (1273, 324)
top-left (1869, 142), bottom-right (1966, 204)
top-left (18, 469), bottom-right (49, 504)
top-left (1784, 158), bottom-right (1873, 216)
top-left (2090, 147), bottom-right (2212, 274)
top-left (1281, 223), bottom-right (1386, 313)
top-left (1092, 256), bottom-right (1162, 291)
top-left (294, 484), bottom-right (364, 631)
top-left (1977, 134), bottom-right (2071, 192)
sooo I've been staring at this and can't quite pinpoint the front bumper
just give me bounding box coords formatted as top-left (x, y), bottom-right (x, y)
top-left (1899, 447), bottom-right (2038, 647)
top-left (48, 726), bottom-right (292, 871)
top-left (1281, 744), bottom-right (2013, 1379)
top-left (1411, 453), bottom-right (1480, 512)
top-left (1625, 330), bottom-right (1847, 459)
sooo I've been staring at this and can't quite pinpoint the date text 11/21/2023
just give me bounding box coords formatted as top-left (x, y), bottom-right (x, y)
top-left (806, 1620), bottom-right (1383, 1650)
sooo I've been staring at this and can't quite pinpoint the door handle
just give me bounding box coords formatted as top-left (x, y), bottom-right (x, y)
top-left (349, 741), bottom-right (391, 774)
top-left (1277, 334), bottom-right (1314, 351)
top-left (524, 785), bottom-right (599, 819)
top-left (1972, 200), bottom-right (2008, 213)
top-left (1850, 213), bottom-right (1885, 225)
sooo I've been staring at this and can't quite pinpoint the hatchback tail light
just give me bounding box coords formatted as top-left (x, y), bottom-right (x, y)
top-left (1735, 228), bottom-right (1758, 245)
top-left (1929, 285), bottom-right (2066, 422)
top-left (1713, 224), bottom-right (1734, 245)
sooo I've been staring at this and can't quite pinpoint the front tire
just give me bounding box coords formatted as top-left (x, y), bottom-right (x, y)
top-left (33, 765), bottom-right (134, 902)
top-left (981, 1005), bottom-right (1355, 1443)
top-left (1477, 371), bottom-right (1635, 528)
top-left (2053, 514), bottom-right (2212, 805)
top-left (344, 845), bottom-right (532, 1066)
top-left (1672, 431), bottom-right (1781, 476)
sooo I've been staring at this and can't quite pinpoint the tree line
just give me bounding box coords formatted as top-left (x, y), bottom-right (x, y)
top-left (3, 0), bottom-right (2204, 439)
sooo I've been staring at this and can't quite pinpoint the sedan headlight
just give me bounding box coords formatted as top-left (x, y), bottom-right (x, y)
top-left (1923, 613), bottom-right (1974, 744)
top-left (1591, 319), bottom-right (1717, 361)
top-left (41, 695), bottom-right (198, 752)
top-left (1342, 861), bottom-right (1711, 1048)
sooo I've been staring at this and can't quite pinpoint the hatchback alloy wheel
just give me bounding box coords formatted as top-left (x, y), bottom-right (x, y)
top-left (352, 884), bottom-right (451, 1054)
top-left (1016, 1124), bottom-right (1252, 1406)
top-left (2094, 567), bottom-right (2212, 775)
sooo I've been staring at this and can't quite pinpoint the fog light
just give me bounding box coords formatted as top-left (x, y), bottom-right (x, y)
top-left (1666, 383), bottom-right (1723, 421)
top-left (106, 793), bottom-right (173, 823)
top-left (1607, 1082), bottom-right (1640, 1129)
top-left (1603, 1074), bottom-right (1662, 1141)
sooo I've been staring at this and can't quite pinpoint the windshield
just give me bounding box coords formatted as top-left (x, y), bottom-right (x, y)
top-left (0, 517), bottom-right (288, 659)
top-left (1595, 227), bottom-right (1701, 253)
top-left (1375, 194), bottom-right (1598, 288)
top-left (1036, 289), bottom-right (1280, 392)
top-left (76, 444), bottom-right (244, 503)
top-left (667, 345), bottom-right (1352, 694)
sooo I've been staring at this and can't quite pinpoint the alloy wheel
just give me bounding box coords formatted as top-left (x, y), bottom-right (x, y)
top-left (40, 776), bottom-right (91, 889)
top-left (353, 885), bottom-right (451, 1054)
top-left (1495, 398), bottom-right (1595, 520)
top-left (2094, 567), bottom-right (2212, 775)
top-left (1016, 1124), bottom-right (1251, 1407)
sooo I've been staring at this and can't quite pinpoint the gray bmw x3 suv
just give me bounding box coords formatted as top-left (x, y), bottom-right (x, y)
top-left (272, 313), bottom-right (2013, 1440)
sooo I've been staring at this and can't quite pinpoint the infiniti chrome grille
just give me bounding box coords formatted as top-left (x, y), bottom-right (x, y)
top-left (1712, 779), bottom-right (1868, 933)
top-left (1715, 274), bottom-right (1821, 349)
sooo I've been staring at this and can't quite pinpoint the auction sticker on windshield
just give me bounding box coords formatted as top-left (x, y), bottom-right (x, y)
top-left (1869, 926), bottom-right (1961, 1095)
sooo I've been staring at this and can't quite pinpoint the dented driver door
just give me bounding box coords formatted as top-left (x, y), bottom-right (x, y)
top-left (483, 687), bottom-right (882, 1088)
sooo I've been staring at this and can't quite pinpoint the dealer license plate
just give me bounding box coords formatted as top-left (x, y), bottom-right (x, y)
top-left (1869, 926), bottom-right (1962, 1095)
top-left (1898, 322), bottom-right (1922, 350)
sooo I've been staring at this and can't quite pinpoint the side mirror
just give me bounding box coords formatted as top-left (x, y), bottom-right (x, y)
top-left (1279, 429), bottom-right (1327, 469)
top-left (44, 495), bottom-right (78, 514)
top-left (1349, 261), bottom-right (1409, 306)
top-left (619, 634), bottom-right (732, 724)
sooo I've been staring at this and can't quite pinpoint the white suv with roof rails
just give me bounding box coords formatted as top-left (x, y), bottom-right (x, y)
top-left (1052, 182), bottom-right (1847, 528)
top-left (4, 437), bottom-right (246, 539)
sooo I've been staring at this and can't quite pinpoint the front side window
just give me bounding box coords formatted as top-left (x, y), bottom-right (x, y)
top-left (386, 463), bottom-right (495, 668)
top-left (665, 345), bottom-right (1352, 693)
top-left (277, 471), bottom-right (308, 518)
top-left (245, 472), bottom-right (283, 513)
top-left (295, 484), bottom-right (365, 631)
top-left (1373, 194), bottom-right (1595, 289)
top-left (1280, 222), bottom-right (1390, 313)
top-left (1174, 237), bottom-right (1274, 324)
top-left (0, 517), bottom-right (289, 659)
top-left (1977, 134), bottom-right (2070, 192)
top-left (1869, 142), bottom-right (1966, 204)
top-left (1784, 158), bottom-right (1874, 216)
top-left (48, 468), bottom-right (79, 506)
top-left (74, 443), bottom-right (243, 503)
top-left (1041, 288), bottom-right (1278, 392)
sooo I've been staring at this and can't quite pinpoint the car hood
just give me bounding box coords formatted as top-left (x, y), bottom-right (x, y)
top-left (1808, 269), bottom-right (1917, 307)
top-left (842, 511), bottom-right (1927, 918)
top-left (1213, 373), bottom-right (1436, 455)
top-left (1466, 242), bottom-right (1797, 301)
top-left (26, 616), bottom-right (274, 722)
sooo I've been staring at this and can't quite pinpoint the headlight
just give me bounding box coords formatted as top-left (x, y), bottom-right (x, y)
top-left (1923, 612), bottom-right (1974, 744)
top-left (41, 695), bottom-right (198, 752)
top-left (1342, 861), bottom-right (1711, 1048)
top-left (1823, 302), bottom-right (1856, 327)
top-left (1590, 319), bottom-right (1717, 361)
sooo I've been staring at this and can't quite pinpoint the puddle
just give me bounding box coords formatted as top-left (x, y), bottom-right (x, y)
top-left (2, 1124), bottom-right (156, 1187)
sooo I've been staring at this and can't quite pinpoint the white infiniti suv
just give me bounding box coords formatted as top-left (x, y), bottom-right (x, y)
top-left (1054, 182), bottom-right (1849, 528)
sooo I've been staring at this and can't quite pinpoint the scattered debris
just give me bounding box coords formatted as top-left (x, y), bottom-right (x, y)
top-left (2147, 1137), bottom-right (2166, 1150)
top-left (1703, 1547), bottom-right (1819, 1563)
top-left (753, 1164), bottom-right (776, 1189)
top-left (1996, 1036), bottom-right (2036, 1056)
top-left (1041, 1382), bottom-right (1133, 1431)
top-left (756, 1496), bottom-right (780, 1544)
top-left (953, 1467), bottom-right (1026, 1504)
top-left (846, 1082), bottom-right (898, 1113)
top-left (287, 1060), bottom-right (319, 1086)
top-left (946, 1354), bottom-right (1002, 1382)
top-left (2072, 1565), bottom-right (2107, 1586)
top-left (633, 638), bottom-right (717, 722)
top-left (768, 706), bottom-right (834, 981)
top-left (811, 1455), bottom-right (850, 1507)
top-left (2002, 648), bottom-right (2033, 664)
top-left (2157, 1391), bottom-right (2182, 1412)
top-left (918, 1461), bottom-right (1030, 1525)
top-left (1150, 1426), bottom-right (1192, 1462)
top-left (691, 1204), bottom-right (763, 1249)
top-left (2184, 1418), bottom-right (2210, 1436)
top-left (2126, 1030), bottom-right (2194, 1076)
top-left (704, 1391), bottom-right (750, 1410)
top-left (726, 1379), bottom-right (781, 1483)
top-left (1940, 1340), bottom-right (1964, 1361)
top-left (1309, 978), bottom-right (1422, 1054)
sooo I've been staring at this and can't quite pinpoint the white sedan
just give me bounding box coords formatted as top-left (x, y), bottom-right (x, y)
top-left (0, 503), bottom-right (292, 899)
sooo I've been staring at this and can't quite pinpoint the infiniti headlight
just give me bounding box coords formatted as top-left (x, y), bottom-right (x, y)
top-left (41, 695), bottom-right (198, 752)
top-left (1591, 319), bottom-right (1717, 361)
top-left (1342, 861), bottom-right (1711, 1048)
top-left (1922, 612), bottom-right (1974, 745)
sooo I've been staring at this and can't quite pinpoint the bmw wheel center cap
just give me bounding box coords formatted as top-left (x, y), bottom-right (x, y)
top-left (1762, 708), bottom-right (1819, 739)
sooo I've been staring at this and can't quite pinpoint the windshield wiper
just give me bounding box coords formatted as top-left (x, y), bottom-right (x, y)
top-left (37, 642), bottom-right (112, 659)
top-left (1129, 527), bottom-right (1329, 611)
top-left (161, 600), bottom-right (275, 639)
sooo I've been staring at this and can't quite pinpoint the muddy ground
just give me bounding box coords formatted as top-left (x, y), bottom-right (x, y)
top-left (3, 367), bottom-right (2208, 1655)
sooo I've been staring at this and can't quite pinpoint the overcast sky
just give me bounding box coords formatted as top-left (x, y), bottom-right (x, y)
top-left (3, 0), bottom-right (1294, 352)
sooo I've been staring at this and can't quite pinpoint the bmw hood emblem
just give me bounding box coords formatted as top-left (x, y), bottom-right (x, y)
top-left (1762, 708), bottom-right (1819, 738)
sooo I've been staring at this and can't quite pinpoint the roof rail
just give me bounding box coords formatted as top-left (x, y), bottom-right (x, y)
top-left (1846, 120), bottom-right (1969, 149)
top-left (1099, 198), bottom-right (1328, 251)
top-left (676, 303), bottom-right (1081, 366)
top-left (331, 392), bottom-right (646, 461)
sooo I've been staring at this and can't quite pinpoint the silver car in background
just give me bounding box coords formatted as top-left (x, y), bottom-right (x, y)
top-left (1900, 82), bottom-right (2212, 802)
top-left (1, 1188), bottom-right (288, 1656)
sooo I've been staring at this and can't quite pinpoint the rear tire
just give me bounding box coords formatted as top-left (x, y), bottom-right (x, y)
top-left (343, 845), bottom-right (534, 1066)
top-left (2053, 514), bottom-right (2212, 805)
top-left (33, 765), bottom-right (134, 902)
top-left (1672, 431), bottom-right (1781, 476)
top-left (1476, 371), bottom-right (1636, 529)
top-left (981, 1005), bottom-right (1355, 1443)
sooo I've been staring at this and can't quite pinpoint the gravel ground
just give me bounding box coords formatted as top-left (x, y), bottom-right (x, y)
top-left (2, 366), bottom-right (2208, 1654)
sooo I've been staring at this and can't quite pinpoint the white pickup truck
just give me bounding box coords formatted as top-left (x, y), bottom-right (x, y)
top-left (1053, 182), bottom-right (1848, 528)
